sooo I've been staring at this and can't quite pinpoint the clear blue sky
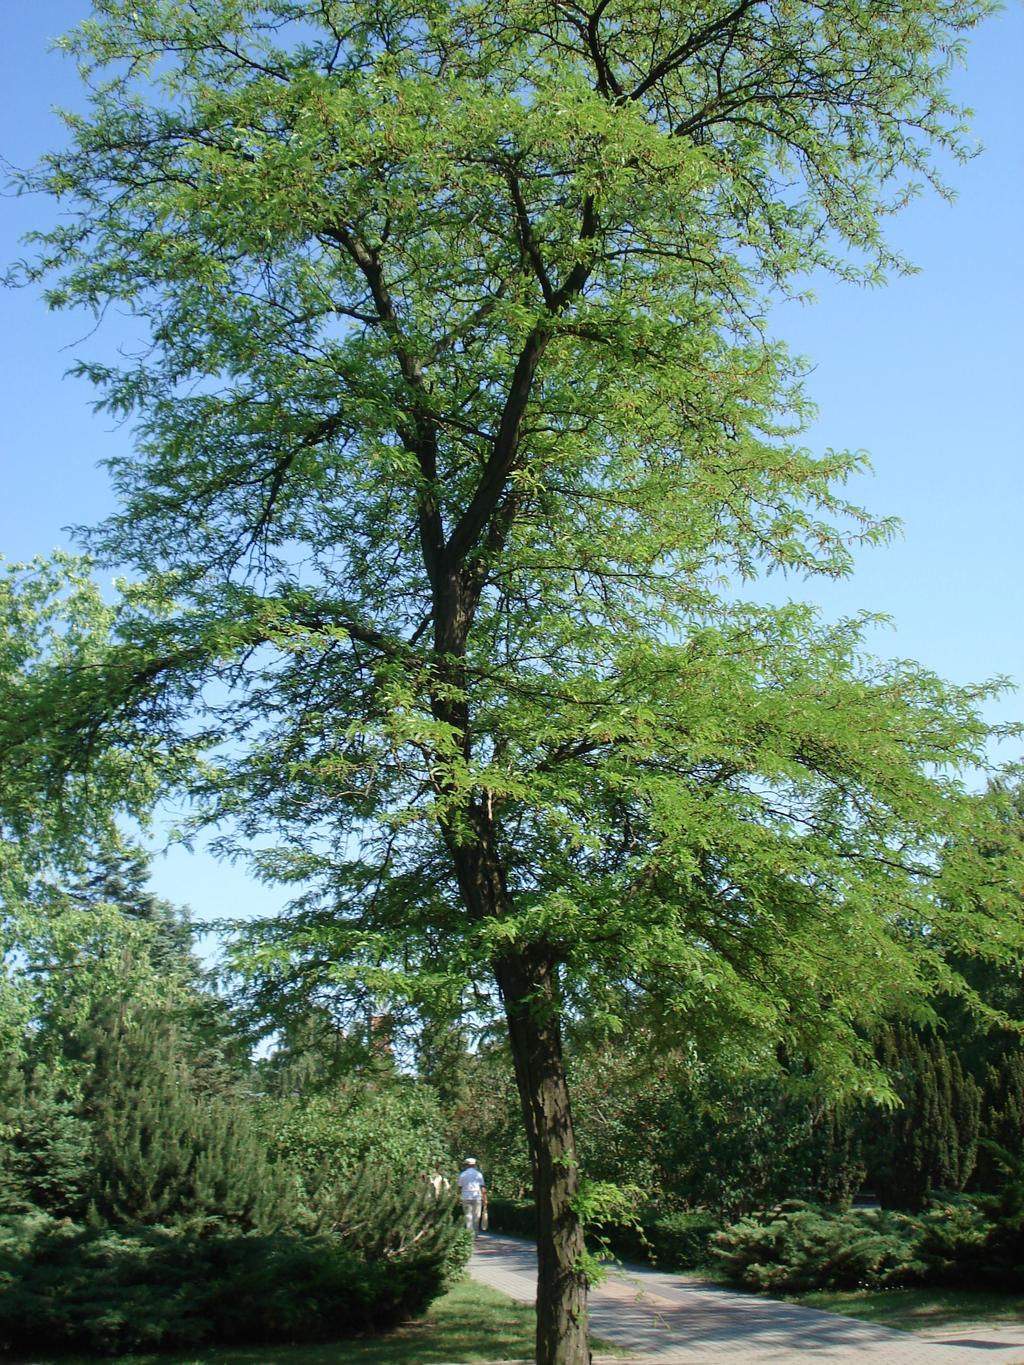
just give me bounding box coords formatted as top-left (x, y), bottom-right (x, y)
top-left (2, 3), bottom-right (1022, 932)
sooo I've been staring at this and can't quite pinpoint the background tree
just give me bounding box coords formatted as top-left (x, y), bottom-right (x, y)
top-left (867, 1020), bottom-right (981, 1211)
top-left (0, 822), bottom-right (287, 1228)
top-left (0, 556), bottom-right (178, 919)
top-left (0, 1060), bottom-right (93, 1221)
top-left (257, 1078), bottom-right (450, 1221)
top-left (7, 3), bottom-right (1024, 1361)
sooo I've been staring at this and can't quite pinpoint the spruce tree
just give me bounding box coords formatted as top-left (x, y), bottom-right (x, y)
top-left (0, 1064), bottom-right (93, 1219)
top-left (69, 841), bottom-right (198, 981)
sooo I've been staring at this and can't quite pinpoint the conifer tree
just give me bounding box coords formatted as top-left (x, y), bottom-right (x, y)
top-left (868, 1021), bottom-right (981, 1210)
top-left (977, 1049), bottom-right (1024, 1189)
top-left (0, 1064), bottom-right (93, 1219)
top-left (69, 841), bottom-right (198, 981)
top-left (84, 1003), bottom-right (292, 1231)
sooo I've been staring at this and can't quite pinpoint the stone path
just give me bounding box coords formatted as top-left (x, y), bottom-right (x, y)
top-left (467, 1234), bottom-right (1024, 1364)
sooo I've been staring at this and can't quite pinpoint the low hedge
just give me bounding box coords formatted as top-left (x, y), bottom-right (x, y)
top-left (0, 1214), bottom-right (461, 1353)
top-left (485, 1199), bottom-right (719, 1270)
top-left (486, 1197), bottom-right (537, 1240)
top-left (487, 1194), bottom-right (1024, 1292)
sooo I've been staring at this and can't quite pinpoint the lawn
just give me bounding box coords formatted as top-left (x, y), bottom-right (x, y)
top-left (790, 1285), bottom-right (1024, 1335)
top-left (13, 1279), bottom-right (537, 1365)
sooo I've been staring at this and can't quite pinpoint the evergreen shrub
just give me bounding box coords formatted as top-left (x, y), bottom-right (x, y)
top-left (0, 1214), bottom-right (459, 1353)
top-left (711, 1194), bottom-right (1024, 1293)
top-left (910, 1198), bottom-right (993, 1284)
top-left (319, 1163), bottom-right (472, 1291)
top-left (969, 1143), bottom-right (1024, 1287)
top-left (710, 1201), bottom-right (922, 1292)
top-left (598, 1210), bottom-right (720, 1269)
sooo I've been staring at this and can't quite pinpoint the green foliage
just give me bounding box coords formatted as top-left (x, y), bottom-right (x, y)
top-left (568, 1177), bottom-right (646, 1284)
top-left (867, 1021), bottom-right (981, 1210)
top-left (977, 1049), bottom-right (1024, 1186)
top-left (83, 1003), bottom-right (293, 1232)
top-left (711, 1202), bottom-right (922, 1293)
top-left (0, 1064), bottom-right (92, 1220)
top-left (256, 1007), bottom-right (379, 1097)
top-left (3, 0), bottom-right (1018, 1095)
top-left (66, 841), bottom-right (202, 984)
top-left (972, 1143), bottom-right (1024, 1286)
top-left (0, 833), bottom-right (284, 1231)
top-left (324, 1163), bottom-right (472, 1293)
top-left (910, 1198), bottom-right (994, 1283)
top-left (647, 1066), bottom-right (867, 1217)
top-left (440, 1046), bottom-right (533, 1200)
top-left (486, 1197), bottom-right (540, 1239)
top-left (255, 1078), bottom-right (471, 1287)
top-left (713, 1191), bottom-right (1024, 1293)
top-left (589, 1208), bottom-right (722, 1272)
top-left (259, 1080), bottom-right (449, 1213)
top-left (0, 1214), bottom-right (455, 1354)
top-left (9, 4), bottom-right (1024, 1356)
top-left (0, 557), bottom-right (172, 905)
top-left (458, 1036), bottom-right (867, 1216)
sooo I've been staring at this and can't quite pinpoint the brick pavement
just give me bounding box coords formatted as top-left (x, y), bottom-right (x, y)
top-left (467, 1234), bottom-right (1024, 1364)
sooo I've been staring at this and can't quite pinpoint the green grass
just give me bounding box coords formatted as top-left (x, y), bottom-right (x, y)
top-left (14, 1279), bottom-right (545, 1365)
top-left (788, 1285), bottom-right (1024, 1335)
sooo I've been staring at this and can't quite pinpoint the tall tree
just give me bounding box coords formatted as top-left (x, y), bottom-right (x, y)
top-left (7, 4), bottom-right (1024, 1361)
top-left (69, 841), bottom-right (198, 977)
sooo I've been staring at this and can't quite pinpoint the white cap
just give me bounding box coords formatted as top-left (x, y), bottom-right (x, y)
top-left (464, 1156), bottom-right (477, 1165)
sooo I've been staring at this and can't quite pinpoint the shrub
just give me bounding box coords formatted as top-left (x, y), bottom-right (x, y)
top-left (0, 1213), bottom-right (462, 1354)
top-left (84, 1006), bottom-right (295, 1232)
top-left (260, 1081), bottom-right (449, 1200)
top-left (0, 1082), bottom-right (93, 1220)
top-left (710, 1201), bottom-right (922, 1293)
top-left (321, 1162), bottom-right (472, 1292)
top-left (486, 1196), bottom-right (537, 1239)
top-left (909, 1197), bottom-right (994, 1284)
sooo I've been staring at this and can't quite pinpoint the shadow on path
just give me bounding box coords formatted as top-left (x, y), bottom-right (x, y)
top-left (468, 1235), bottom-right (1024, 1364)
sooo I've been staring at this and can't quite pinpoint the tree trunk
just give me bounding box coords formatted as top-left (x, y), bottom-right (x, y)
top-left (493, 948), bottom-right (590, 1365)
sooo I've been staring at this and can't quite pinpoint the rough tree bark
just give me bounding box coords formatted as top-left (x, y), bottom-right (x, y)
top-left (495, 948), bottom-right (590, 1365)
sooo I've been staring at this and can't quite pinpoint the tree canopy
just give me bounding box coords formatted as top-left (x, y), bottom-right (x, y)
top-left (5, 3), bottom-right (1022, 1361)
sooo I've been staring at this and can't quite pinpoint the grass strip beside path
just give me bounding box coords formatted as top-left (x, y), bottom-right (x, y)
top-left (789, 1286), bottom-right (1024, 1335)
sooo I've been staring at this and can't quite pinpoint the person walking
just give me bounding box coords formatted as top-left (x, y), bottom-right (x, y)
top-left (457, 1156), bottom-right (487, 1234)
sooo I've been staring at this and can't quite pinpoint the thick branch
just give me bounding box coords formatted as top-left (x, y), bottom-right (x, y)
top-left (444, 192), bottom-right (600, 573)
top-left (444, 322), bottom-right (550, 569)
top-left (321, 222), bottom-right (446, 588)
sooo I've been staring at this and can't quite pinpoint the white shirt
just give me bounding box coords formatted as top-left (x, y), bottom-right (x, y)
top-left (458, 1166), bottom-right (486, 1199)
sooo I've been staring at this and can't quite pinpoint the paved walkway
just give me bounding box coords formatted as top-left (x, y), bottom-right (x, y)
top-left (468, 1234), bottom-right (1024, 1364)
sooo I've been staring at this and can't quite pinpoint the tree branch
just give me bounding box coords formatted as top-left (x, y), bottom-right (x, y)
top-left (626, 0), bottom-right (759, 104)
top-left (320, 222), bottom-right (446, 588)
